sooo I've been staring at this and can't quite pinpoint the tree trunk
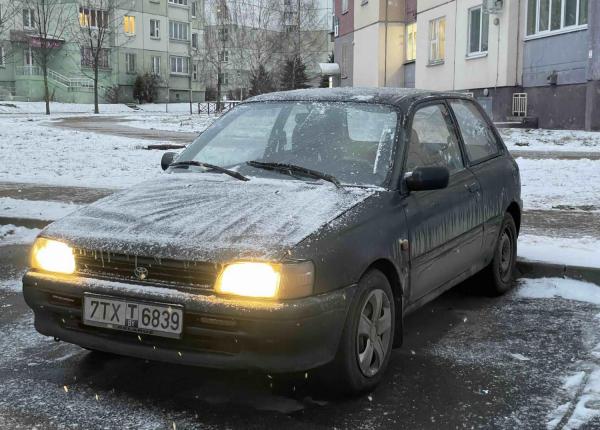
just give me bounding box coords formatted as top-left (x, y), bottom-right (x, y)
top-left (42, 65), bottom-right (50, 115)
top-left (94, 62), bottom-right (99, 114)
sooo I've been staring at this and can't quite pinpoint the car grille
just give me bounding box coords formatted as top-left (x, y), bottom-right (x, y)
top-left (74, 248), bottom-right (221, 291)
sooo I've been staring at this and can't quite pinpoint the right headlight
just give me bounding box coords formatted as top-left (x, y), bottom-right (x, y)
top-left (215, 260), bottom-right (314, 300)
top-left (30, 237), bottom-right (76, 275)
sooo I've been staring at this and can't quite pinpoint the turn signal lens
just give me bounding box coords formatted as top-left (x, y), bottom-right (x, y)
top-left (31, 238), bottom-right (76, 275)
top-left (215, 262), bottom-right (280, 298)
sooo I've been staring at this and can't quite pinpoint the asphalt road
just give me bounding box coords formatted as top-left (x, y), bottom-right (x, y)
top-left (1, 243), bottom-right (600, 429)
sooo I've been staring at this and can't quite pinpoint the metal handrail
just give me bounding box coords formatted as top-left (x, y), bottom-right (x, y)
top-left (16, 66), bottom-right (94, 91)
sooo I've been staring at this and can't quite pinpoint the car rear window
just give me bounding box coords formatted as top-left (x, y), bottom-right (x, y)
top-left (450, 99), bottom-right (500, 163)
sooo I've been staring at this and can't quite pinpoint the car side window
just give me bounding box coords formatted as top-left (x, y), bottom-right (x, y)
top-left (449, 99), bottom-right (499, 163)
top-left (406, 104), bottom-right (464, 174)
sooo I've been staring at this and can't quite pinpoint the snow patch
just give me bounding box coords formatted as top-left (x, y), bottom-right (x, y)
top-left (516, 158), bottom-right (600, 211)
top-left (0, 197), bottom-right (81, 221)
top-left (517, 278), bottom-right (600, 306)
top-left (0, 224), bottom-right (40, 245)
top-left (500, 128), bottom-right (600, 153)
top-left (518, 235), bottom-right (600, 268)
top-left (0, 277), bottom-right (24, 292)
top-left (0, 116), bottom-right (165, 188)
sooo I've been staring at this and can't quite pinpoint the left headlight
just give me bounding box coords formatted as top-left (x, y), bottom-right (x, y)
top-left (31, 238), bottom-right (75, 275)
top-left (215, 261), bottom-right (314, 299)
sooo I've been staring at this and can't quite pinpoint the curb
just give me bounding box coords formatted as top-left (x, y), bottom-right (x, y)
top-left (517, 259), bottom-right (600, 286)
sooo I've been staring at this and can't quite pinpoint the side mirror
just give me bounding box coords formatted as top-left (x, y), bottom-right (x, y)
top-left (405, 166), bottom-right (450, 191)
top-left (161, 152), bottom-right (177, 171)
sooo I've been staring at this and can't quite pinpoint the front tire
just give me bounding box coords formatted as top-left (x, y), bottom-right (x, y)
top-left (329, 269), bottom-right (395, 394)
top-left (482, 213), bottom-right (518, 295)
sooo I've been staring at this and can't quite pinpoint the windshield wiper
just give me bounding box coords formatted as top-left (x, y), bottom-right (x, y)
top-left (246, 161), bottom-right (342, 188)
top-left (169, 160), bottom-right (249, 182)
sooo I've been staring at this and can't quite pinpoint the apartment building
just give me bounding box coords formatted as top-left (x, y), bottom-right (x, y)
top-left (415, 0), bottom-right (598, 130)
top-left (202, 0), bottom-right (332, 97)
top-left (333, 0), bottom-right (417, 87)
top-left (0, 0), bottom-right (205, 103)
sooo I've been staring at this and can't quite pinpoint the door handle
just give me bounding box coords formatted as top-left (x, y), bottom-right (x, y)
top-left (465, 182), bottom-right (480, 193)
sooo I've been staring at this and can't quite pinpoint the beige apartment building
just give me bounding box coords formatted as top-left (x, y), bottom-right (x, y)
top-left (333, 0), bottom-right (417, 88)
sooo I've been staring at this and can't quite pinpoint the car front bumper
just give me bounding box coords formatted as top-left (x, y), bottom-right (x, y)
top-left (22, 271), bottom-right (356, 373)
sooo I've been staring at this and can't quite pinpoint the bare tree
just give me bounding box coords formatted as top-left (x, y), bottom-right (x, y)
top-left (280, 0), bottom-right (328, 88)
top-left (71, 0), bottom-right (130, 114)
top-left (20, 0), bottom-right (75, 114)
top-left (202, 0), bottom-right (233, 110)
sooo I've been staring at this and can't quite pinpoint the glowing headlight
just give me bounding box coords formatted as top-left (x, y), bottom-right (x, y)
top-left (215, 261), bottom-right (314, 299)
top-left (31, 238), bottom-right (75, 275)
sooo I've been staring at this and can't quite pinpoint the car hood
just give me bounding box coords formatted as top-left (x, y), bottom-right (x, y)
top-left (43, 173), bottom-right (377, 263)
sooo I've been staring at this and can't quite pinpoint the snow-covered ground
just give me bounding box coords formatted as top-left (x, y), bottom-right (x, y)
top-left (0, 224), bottom-right (40, 245)
top-left (519, 235), bottom-right (600, 268)
top-left (517, 278), bottom-right (600, 429)
top-left (0, 101), bottom-right (201, 115)
top-left (518, 157), bottom-right (600, 211)
top-left (0, 198), bottom-right (81, 221)
top-left (500, 128), bottom-right (600, 153)
top-left (0, 116), bottom-right (167, 188)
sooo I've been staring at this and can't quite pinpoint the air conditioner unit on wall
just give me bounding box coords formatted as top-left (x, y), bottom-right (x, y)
top-left (483, 0), bottom-right (503, 14)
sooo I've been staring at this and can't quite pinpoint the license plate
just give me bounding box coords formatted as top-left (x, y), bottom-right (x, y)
top-left (82, 294), bottom-right (183, 339)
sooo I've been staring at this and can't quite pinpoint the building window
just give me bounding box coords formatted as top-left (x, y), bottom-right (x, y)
top-left (79, 8), bottom-right (108, 28)
top-left (192, 32), bottom-right (198, 48)
top-left (218, 72), bottom-right (229, 86)
top-left (428, 17), bottom-right (445, 64)
top-left (191, 1), bottom-right (197, 17)
top-left (24, 48), bottom-right (33, 66)
top-left (0, 46), bottom-right (5, 67)
top-left (527, 0), bottom-right (588, 36)
top-left (23, 8), bottom-right (35, 29)
top-left (124, 15), bottom-right (135, 35)
top-left (170, 55), bottom-right (189, 74)
top-left (125, 53), bottom-right (136, 73)
top-left (218, 27), bottom-right (228, 41)
top-left (81, 48), bottom-right (110, 68)
top-left (468, 6), bottom-right (488, 55)
top-left (150, 19), bottom-right (160, 38)
top-left (218, 50), bottom-right (228, 62)
top-left (406, 22), bottom-right (417, 62)
top-left (193, 63), bottom-right (198, 80)
top-left (168, 0), bottom-right (188, 6)
top-left (169, 21), bottom-right (189, 41)
top-left (341, 0), bottom-right (348, 13)
top-left (151, 56), bottom-right (161, 75)
top-left (340, 43), bottom-right (349, 77)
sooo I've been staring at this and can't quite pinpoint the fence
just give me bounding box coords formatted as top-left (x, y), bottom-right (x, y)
top-left (198, 100), bottom-right (242, 115)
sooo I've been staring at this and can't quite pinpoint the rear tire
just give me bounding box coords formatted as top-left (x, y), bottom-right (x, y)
top-left (481, 213), bottom-right (518, 296)
top-left (327, 269), bottom-right (395, 395)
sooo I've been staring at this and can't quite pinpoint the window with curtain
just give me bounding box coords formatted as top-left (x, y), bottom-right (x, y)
top-left (428, 17), bottom-right (445, 64)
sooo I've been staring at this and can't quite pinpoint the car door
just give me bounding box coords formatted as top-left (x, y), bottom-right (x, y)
top-left (403, 101), bottom-right (484, 303)
top-left (448, 99), bottom-right (513, 255)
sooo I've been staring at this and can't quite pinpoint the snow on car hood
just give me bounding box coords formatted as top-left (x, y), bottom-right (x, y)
top-left (43, 173), bottom-right (376, 263)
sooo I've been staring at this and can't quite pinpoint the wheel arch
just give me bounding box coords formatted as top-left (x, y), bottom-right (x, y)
top-left (506, 202), bottom-right (521, 234)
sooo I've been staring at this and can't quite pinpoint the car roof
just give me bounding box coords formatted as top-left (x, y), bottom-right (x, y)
top-left (245, 87), bottom-right (470, 109)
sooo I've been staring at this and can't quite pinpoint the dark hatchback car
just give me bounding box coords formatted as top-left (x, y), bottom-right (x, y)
top-left (23, 88), bottom-right (521, 393)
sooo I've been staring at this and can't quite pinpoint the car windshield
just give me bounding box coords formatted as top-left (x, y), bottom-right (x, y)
top-left (175, 101), bottom-right (399, 187)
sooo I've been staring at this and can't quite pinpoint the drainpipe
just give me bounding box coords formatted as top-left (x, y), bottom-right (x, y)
top-left (383, 0), bottom-right (388, 87)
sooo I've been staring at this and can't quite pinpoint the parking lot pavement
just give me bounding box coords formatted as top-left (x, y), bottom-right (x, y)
top-left (50, 116), bottom-right (198, 144)
top-left (2, 242), bottom-right (600, 429)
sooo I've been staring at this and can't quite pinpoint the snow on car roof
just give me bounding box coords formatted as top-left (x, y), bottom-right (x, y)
top-left (246, 87), bottom-right (462, 107)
